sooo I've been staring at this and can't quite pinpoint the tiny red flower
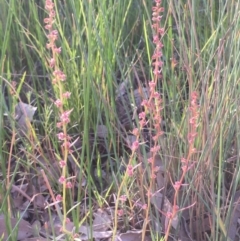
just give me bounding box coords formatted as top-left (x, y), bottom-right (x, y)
top-left (131, 141), bottom-right (139, 151)
top-left (56, 194), bottom-right (62, 201)
top-left (44, 18), bottom-right (51, 23)
top-left (142, 204), bottom-right (147, 210)
top-left (173, 181), bottom-right (181, 191)
top-left (63, 91), bottom-right (71, 99)
top-left (45, 24), bottom-right (52, 30)
top-left (58, 176), bottom-right (65, 184)
top-left (66, 181), bottom-right (73, 188)
top-left (60, 109), bottom-right (72, 124)
top-left (132, 128), bottom-right (139, 136)
top-left (138, 111), bottom-right (146, 120)
top-left (150, 145), bottom-right (160, 153)
top-left (117, 209), bottom-right (124, 216)
top-left (56, 122), bottom-right (62, 128)
top-left (119, 195), bottom-right (127, 202)
top-left (54, 47), bottom-right (62, 54)
top-left (49, 58), bottom-right (55, 68)
top-left (54, 99), bottom-right (62, 108)
top-left (59, 160), bottom-right (66, 168)
top-left (148, 157), bottom-right (153, 164)
top-left (57, 132), bottom-right (65, 140)
top-left (127, 165), bottom-right (134, 176)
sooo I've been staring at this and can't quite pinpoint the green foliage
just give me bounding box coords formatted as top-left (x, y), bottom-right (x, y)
top-left (0, 0), bottom-right (239, 240)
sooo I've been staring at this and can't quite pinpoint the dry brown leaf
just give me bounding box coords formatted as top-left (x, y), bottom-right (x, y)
top-left (0, 215), bottom-right (33, 241)
top-left (36, 155), bottom-right (61, 181)
top-left (15, 102), bottom-right (37, 131)
top-left (41, 215), bottom-right (74, 236)
top-left (115, 79), bottom-right (130, 98)
top-left (115, 87), bottom-right (149, 129)
top-left (115, 230), bottom-right (142, 241)
top-left (21, 238), bottom-right (49, 241)
top-left (67, 154), bottom-right (87, 187)
top-left (227, 190), bottom-right (240, 240)
top-left (31, 220), bottom-right (41, 237)
top-left (126, 135), bottom-right (136, 149)
top-left (156, 172), bottom-right (165, 190)
top-left (150, 193), bottom-right (179, 230)
top-left (12, 196), bottom-right (25, 209)
top-left (152, 154), bottom-right (165, 172)
top-left (78, 225), bottom-right (113, 240)
top-left (33, 194), bottom-right (46, 209)
top-left (163, 197), bottom-right (179, 230)
top-left (11, 183), bottom-right (29, 195)
top-left (96, 125), bottom-right (108, 138)
top-left (92, 209), bottom-right (112, 231)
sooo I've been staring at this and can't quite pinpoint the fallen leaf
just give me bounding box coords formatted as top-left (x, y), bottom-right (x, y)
top-left (151, 193), bottom-right (179, 231)
top-left (78, 225), bottom-right (113, 240)
top-left (0, 215), bottom-right (33, 241)
top-left (114, 230), bottom-right (145, 241)
top-left (126, 135), bottom-right (136, 149)
top-left (21, 238), bottom-right (48, 241)
top-left (93, 209), bottom-right (112, 231)
top-left (41, 215), bottom-right (74, 236)
top-left (15, 102), bottom-right (37, 131)
top-left (31, 220), bottom-right (41, 237)
top-left (227, 190), bottom-right (240, 240)
top-left (96, 125), bottom-right (108, 138)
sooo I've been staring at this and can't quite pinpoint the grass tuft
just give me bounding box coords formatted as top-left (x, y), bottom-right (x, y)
top-left (0, 0), bottom-right (240, 240)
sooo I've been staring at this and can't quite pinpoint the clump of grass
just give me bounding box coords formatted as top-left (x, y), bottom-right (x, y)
top-left (0, 0), bottom-right (240, 240)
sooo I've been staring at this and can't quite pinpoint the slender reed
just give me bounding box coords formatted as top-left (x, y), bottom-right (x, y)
top-left (164, 91), bottom-right (199, 240)
top-left (44, 0), bottom-right (72, 233)
top-left (141, 0), bottom-right (164, 239)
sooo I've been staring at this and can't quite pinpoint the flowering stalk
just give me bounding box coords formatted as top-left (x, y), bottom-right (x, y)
top-left (164, 91), bottom-right (199, 240)
top-left (113, 125), bottom-right (144, 238)
top-left (138, 0), bottom-right (165, 239)
top-left (113, 1), bottom-right (165, 239)
top-left (44, 0), bottom-right (72, 232)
